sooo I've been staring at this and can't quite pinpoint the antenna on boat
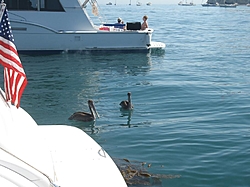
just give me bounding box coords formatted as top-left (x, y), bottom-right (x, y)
top-left (82, 0), bottom-right (89, 8)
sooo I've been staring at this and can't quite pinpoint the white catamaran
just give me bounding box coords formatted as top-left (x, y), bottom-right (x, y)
top-left (5, 0), bottom-right (165, 54)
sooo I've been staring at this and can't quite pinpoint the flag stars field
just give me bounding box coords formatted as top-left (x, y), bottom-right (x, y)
top-left (1, 12), bottom-right (14, 42)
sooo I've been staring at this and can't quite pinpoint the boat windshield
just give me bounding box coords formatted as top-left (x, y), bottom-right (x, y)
top-left (5, 0), bottom-right (64, 11)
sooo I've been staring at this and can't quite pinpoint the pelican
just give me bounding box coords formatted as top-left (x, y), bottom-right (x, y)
top-left (120, 92), bottom-right (133, 110)
top-left (68, 100), bottom-right (100, 122)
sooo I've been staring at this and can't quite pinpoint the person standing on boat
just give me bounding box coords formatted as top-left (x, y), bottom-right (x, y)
top-left (141, 15), bottom-right (148, 30)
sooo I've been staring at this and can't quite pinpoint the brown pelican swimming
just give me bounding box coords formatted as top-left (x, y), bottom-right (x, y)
top-left (120, 92), bottom-right (133, 110)
top-left (68, 100), bottom-right (99, 122)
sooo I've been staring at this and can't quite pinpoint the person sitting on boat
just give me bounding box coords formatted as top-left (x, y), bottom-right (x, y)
top-left (141, 15), bottom-right (148, 30)
top-left (115, 17), bottom-right (125, 30)
top-left (116, 17), bottom-right (122, 24)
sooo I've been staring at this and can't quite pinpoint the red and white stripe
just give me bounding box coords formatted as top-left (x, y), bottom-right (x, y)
top-left (0, 35), bottom-right (27, 108)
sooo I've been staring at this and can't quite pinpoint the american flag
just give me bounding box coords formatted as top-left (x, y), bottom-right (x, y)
top-left (0, 3), bottom-right (27, 108)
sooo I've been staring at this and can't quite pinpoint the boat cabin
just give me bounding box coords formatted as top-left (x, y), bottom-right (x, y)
top-left (5, 0), bottom-right (64, 11)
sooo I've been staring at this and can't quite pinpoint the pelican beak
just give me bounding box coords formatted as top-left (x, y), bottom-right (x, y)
top-left (95, 109), bottom-right (100, 119)
top-left (91, 102), bottom-right (100, 119)
top-left (96, 112), bottom-right (100, 118)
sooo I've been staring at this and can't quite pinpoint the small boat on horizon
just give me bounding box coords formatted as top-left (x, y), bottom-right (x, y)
top-left (247, 0), bottom-right (250, 6)
top-left (146, 2), bottom-right (151, 5)
top-left (219, 3), bottom-right (237, 7)
top-left (219, 0), bottom-right (237, 7)
top-left (106, 1), bottom-right (112, 5)
top-left (136, 1), bottom-right (142, 6)
top-left (201, 0), bottom-right (219, 7)
top-left (178, 0), bottom-right (195, 6)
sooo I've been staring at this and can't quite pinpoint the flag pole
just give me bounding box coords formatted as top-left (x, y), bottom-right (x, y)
top-left (0, 1), bottom-right (28, 108)
top-left (0, 1), bottom-right (6, 21)
top-left (0, 0), bottom-right (6, 105)
top-left (0, 0), bottom-right (5, 7)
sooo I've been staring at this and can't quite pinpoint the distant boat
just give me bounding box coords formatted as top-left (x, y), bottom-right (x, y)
top-left (136, 1), bottom-right (142, 6)
top-left (219, 0), bottom-right (237, 8)
top-left (106, 2), bottom-right (112, 5)
top-left (178, 0), bottom-right (195, 6)
top-left (129, 0), bottom-right (131, 5)
top-left (219, 4), bottom-right (237, 7)
top-left (146, 2), bottom-right (151, 5)
top-left (201, 0), bottom-right (219, 7)
top-left (247, 0), bottom-right (250, 6)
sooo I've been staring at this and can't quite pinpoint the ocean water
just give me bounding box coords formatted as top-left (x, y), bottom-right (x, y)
top-left (1, 4), bottom-right (250, 187)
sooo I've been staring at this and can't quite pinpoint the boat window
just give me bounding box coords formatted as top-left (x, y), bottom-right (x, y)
top-left (5, 0), bottom-right (64, 11)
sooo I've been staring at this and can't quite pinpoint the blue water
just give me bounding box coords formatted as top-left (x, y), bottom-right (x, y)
top-left (1, 4), bottom-right (250, 187)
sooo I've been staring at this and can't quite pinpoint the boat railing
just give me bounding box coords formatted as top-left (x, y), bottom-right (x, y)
top-left (98, 22), bottom-right (150, 32)
top-left (99, 25), bottom-right (125, 32)
top-left (98, 25), bottom-right (153, 33)
top-left (82, 0), bottom-right (107, 24)
top-left (81, 0), bottom-right (90, 8)
top-left (103, 23), bottom-right (125, 28)
top-left (8, 12), bottom-right (27, 21)
top-left (0, 88), bottom-right (9, 108)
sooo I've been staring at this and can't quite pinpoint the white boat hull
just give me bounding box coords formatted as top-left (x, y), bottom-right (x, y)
top-left (202, 3), bottom-right (219, 6)
top-left (12, 27), bottom-right (154, 53)
top-left (0, 88), bottom-right (127, 187)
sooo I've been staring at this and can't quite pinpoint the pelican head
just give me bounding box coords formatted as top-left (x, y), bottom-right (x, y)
top-left (120, 92), bottom-right (133, 110)
top-left (68, 100), bottom-right (99, 122)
